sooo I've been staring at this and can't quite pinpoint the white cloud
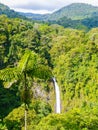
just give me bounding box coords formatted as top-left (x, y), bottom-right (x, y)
top-left (13, 8), bottom-right (52, 14)
top-left (0, 0), bottom-right (98, 14)
top-left (0, 0), bottom-right (66, 10)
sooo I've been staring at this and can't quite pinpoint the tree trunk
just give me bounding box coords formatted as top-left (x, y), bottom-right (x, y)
top-left (24, 73), bottom-right (27, 130)
top-left (25, 104), bottom-right (27, 130)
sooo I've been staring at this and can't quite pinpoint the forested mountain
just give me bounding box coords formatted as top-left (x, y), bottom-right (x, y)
top-left (20, 3), bottom-right (98, 21)
top-left (0, 3), bottom-right (26, 19)
top-left (47, 3), bottom-right (98, 29)
top-left (47, 3), bottom-right (98, 20)
top-left (0, 14), bottom-right (98, 129)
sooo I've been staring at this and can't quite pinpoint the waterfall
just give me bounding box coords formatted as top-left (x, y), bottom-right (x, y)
top-left (53, 77), bottom-right (61, 113)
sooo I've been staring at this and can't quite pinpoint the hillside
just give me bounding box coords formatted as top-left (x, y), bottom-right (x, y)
top-left (49, 15), bottom-right (98, 30)
top-left (0, 3), bottom-right (26, 19)
top-left (47, 3), bottom-right (98, 20)
top-left (48, 3), bottom-right (98, 30)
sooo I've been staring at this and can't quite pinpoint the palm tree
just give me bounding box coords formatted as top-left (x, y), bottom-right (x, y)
top-left (0, 49), bottom-right (52, 130)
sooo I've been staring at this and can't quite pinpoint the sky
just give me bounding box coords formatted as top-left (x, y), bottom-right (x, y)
top-left (0, 0), bottom-right (98, 14)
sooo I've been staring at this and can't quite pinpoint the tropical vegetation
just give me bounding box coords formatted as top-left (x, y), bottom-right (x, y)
top-left (0, 3), bottom-right (98, 130)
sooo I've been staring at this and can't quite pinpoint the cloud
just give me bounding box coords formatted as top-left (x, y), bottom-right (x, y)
top-left (0, 0), bottom-right (68, 13)
top-left (0, 0), bottom-right (98, 14)
top-left (13, 8), bottom-right (52, 14)
top-left (0, 0), bottom-right (64, 10)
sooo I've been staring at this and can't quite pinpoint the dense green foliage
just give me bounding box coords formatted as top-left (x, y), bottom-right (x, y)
top-left (0, 84), bottom-right (20, 119)
top-left (36, 108), bottom-right (98, 130)
top-left (50, 28), bottom-right (98, 113)
top-left (4, 100), bottom-right (52, 130)
top-left (0, 14), bottom-right (98, 129)
top-left (49, 16), bottom-right (98, 30)
top-left (49, 17), bottom-right (88, 30)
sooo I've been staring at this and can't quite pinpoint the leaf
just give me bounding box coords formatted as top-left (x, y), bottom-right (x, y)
top-left (0, 67), bottom-right (20, 88)
top-left (18, 49), bottom-right (38, 73)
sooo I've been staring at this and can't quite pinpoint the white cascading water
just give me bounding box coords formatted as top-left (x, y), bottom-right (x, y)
top-left (53, 77), bottom-right (61, 113)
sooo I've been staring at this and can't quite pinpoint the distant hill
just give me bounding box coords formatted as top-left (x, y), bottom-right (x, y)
top-left (19, 12), bottom-right (48, 21)
top-left (20, 3), bottom-right (98, 21)
top-left (47, 3), bottom-right (98, 20)
top-left (0, 3), bottom-right (26, 19)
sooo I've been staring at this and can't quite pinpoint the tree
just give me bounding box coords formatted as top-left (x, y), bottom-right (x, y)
top-left (0, 49), bottom-right (52, 130)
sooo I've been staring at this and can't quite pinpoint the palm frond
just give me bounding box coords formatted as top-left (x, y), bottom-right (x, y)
top-left (18, 50), bottom-right (30, 73)
top-left (0, 67), bottom-right (20, 88)
top-left (18, 49), bottom-right (38, 73)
